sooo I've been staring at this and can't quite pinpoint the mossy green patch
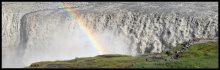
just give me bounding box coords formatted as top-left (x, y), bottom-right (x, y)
top-left (28, 41), bottom-right (218, 68)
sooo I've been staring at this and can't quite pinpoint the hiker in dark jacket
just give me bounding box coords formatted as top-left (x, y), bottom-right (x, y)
top-left (182, 42), bottom-right (190, 48)
top-left (181, 42), bottom-right (187, 47)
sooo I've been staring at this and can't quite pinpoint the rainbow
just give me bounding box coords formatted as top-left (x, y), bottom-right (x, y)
top-left (60, 2), bottom-right (107, 55)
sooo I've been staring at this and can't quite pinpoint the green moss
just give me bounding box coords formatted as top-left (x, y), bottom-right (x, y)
top-left (28, 41), bottom-right (218, 68)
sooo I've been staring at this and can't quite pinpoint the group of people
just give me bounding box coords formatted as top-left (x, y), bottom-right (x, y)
top-left (145, 38), bottom-right (198, 61)
top-left (173, 39), bottom-right (196, 59)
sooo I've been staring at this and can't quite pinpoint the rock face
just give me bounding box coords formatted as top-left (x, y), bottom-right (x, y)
top-left (2, 2), bottom-right (218, 68)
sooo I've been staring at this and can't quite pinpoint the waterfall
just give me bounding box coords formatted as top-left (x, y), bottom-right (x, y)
top-left (2, 2), bottom-right (218, 68)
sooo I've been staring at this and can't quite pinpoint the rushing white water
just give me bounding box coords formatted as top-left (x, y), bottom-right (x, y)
top-left (2, 2), bottom-right (218, 68)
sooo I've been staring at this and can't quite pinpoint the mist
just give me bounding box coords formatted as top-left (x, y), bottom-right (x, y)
top-left (3, 19), bottom-right (131, 68)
